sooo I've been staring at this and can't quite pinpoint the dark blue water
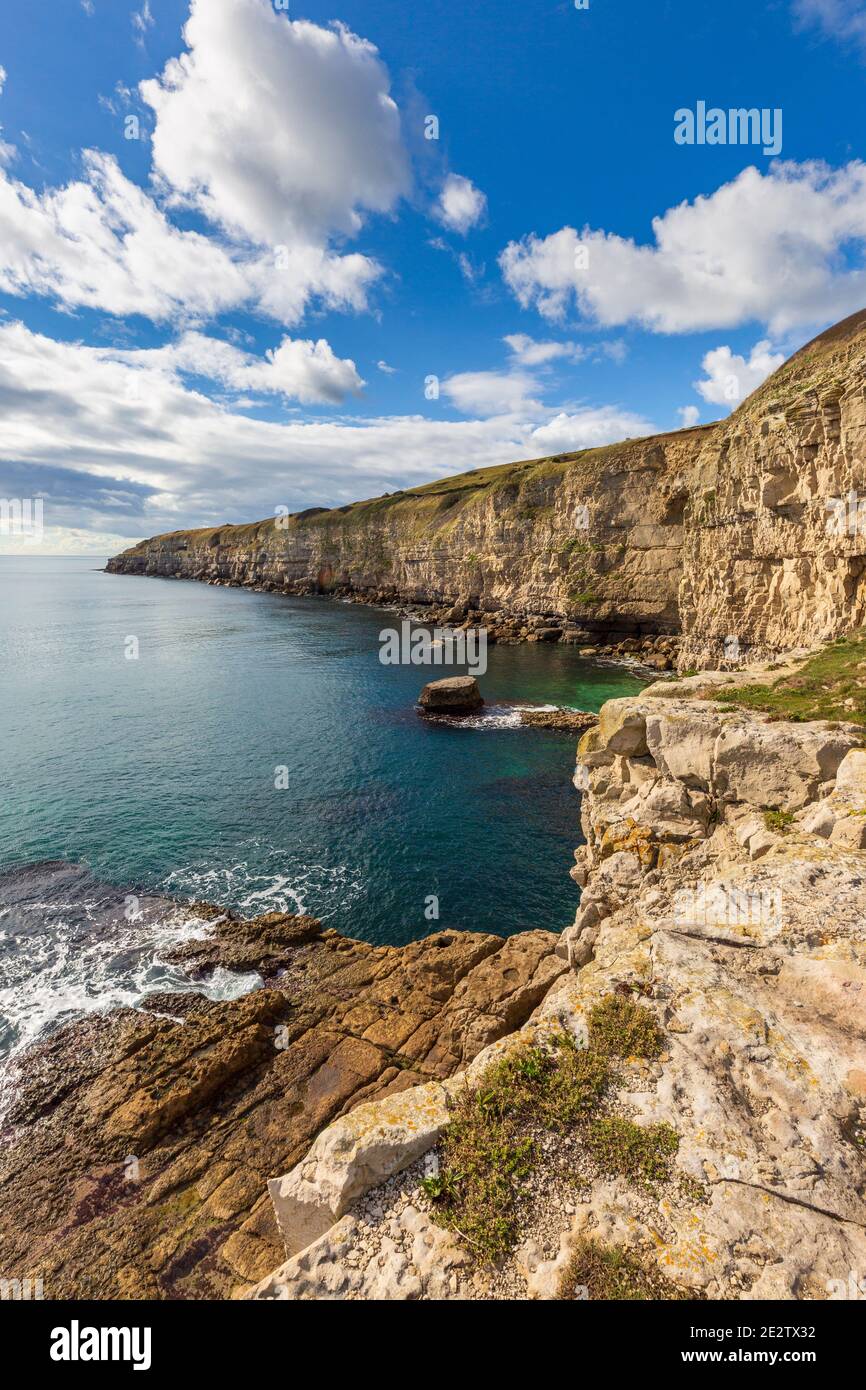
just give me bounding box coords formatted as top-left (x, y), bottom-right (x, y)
top-left (0, 556), bottom-right (644, 1059)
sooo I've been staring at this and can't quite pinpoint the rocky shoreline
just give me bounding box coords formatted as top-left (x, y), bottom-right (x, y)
top-left (2, 655), bottom-right (865, 1301)
top-left (0, 903), bottom-right (565, 1298)
top-left (247, 665), bottom-right (866, 1301)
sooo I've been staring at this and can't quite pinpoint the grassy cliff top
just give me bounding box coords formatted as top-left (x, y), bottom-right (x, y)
top-left (114, 422), bottom-right (717, 554)
top-left (112, 306), bottom-right (866, 559)
top-left (715, 630), bottom-right (866, 726)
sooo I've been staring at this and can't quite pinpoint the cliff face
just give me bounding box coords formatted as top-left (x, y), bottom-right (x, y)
top-left (679, 309), bottom-right (866, 668)
top-left (251, 681), bottom-right (866, 1302)
top-left (107, 309), bottom-right (866, 666)
top-left (107, 428), bottom-right (703, 637)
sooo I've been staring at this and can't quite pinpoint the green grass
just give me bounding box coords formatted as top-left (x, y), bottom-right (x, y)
top-left (716, 631), bottom-right (866, 725)
top-left (422, 1036), bottom-right (608, 1260)
top-left (423, 997), bottom-right (678, 1264)
top-left (764, 809), bottom-right (795, 833)
top-left (557, 1238), bottom-right (696, 1301)
top-left (587, 993), bottom-right (665, 1060)
top-left (587, 1116), bottom-right (679, 1187)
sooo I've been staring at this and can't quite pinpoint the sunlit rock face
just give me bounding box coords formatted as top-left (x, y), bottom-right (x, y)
top-left (108, 308), bottom-right (866, 668)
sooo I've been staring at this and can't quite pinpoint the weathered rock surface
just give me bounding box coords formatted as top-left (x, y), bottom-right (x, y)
top-left (0, 910), bottom-right (565, 1299)
top-left (253, 682), bottom-right (866, 1300)
top-left (518, 707), bottom-right (598, 732)
top-left (417, 675), bottom-right (483, 713)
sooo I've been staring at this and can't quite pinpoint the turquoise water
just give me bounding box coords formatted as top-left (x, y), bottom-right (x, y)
top-left (0, 556), bottom-right (644, 1054)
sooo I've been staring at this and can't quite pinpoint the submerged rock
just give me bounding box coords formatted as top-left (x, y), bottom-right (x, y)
top-left (519, 707), bottom-right (598, 733)
top-left (417, 675), bottom-right (483, 713)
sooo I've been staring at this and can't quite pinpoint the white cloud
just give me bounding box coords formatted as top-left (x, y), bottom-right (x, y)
top-left (377, 360), bottom-right (397, 374)
top-left (504, 333), bottom-right (584, 366)
top-left (0, 151), bottom-right (382, 325)
top-left (0, 321), bottom-right (659, 548)
top-left (0, 66), bottom-right (6, 95)
top-left (126, 330), bottom-right (364, 404)
top-left (132, 1), bottom-right (154, 44)
top-left (434, 173), bottom-right (487, 235)
top-left (500, 161), bottom-right (866, 335)
top-left (81, 1), bottom-right (95, 14)
top-left (140, 1), bottom-right (409, 247)
top-left (677, 405), bottom-right (701, 428)
top-left (792, 1), bottom-right (866, 54)
top-left (529, 407), bottom-right (657, 454)
top-left (0, 5), bottom-right (415, 328)
top-left (694, 340), bottom-right (785, 408)
top-left (442, 368), bottom-right (542, 417)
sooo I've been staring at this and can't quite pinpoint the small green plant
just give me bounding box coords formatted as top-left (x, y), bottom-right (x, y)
top-left (587, 1116), bottom-right (679, 1187)
top-left (764, 808), bottom-right (795, 833)
top-left (424, 1037), bottom-right (608, 1260)
top-left (557, 1238), bottom-right (695, 1301)
top-left (587, 994), bottom-right (664, 1060)
top-left (429, 1108), bottom-right (534, 1260)
top-left (425, 1012), bottom-right (679, 1266)
top-left (717, 629), bottom-right (866, 725)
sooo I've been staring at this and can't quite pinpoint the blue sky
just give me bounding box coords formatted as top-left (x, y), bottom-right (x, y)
top-left (2, 0), bottom-right (866, 551)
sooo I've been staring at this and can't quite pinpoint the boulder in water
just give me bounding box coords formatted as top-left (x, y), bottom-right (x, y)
top-left (418, 675), bottom-right (483, 714)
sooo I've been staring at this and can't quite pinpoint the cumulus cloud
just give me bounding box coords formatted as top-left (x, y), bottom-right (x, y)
top-left (434, 173), bottom-right (487, 235)
top-left (125, 331), bottom-right (364, 404)
top-left (0, 321), bottom-right (659, 550)
top-left (140, 1), bottom-right (409, 247)
top-left (677, 405), bottom-right (701, 428)
top-left (694, 340), bottom-right (785, 408)
top-left (0, 4), bottom-right (414, 328)
top-left (0, 151), bottom-right (382, 325)
top-left (377, 360), bottom-right (397, 374)
top-left (503, 333), bottom-right (585, 366)
top-left (529, 407), bottom-right (657, 454)
top-left (500, 161), bottom-right (866, 335)
top-left (442, 369), bottom-right (543, 417)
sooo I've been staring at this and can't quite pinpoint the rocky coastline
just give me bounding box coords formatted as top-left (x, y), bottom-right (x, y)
top-left (249, 662), bottom-right (866, 1301)
top-left (6, 308), bottom-right (866, 1301)
top-left (0, 902), bottom-right (565, 1298)
top-left (106, 309), bottom-right (866, 673)
top-left (2, 645), bottom-right (865, 1301)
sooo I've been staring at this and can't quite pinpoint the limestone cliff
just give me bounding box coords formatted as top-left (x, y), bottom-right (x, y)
top-left (107, 309), bottom-right (866, 668)
top-left (252, 678), bottom-right (866, 1301)
top-left (107, 428), bottom-right (701, 638)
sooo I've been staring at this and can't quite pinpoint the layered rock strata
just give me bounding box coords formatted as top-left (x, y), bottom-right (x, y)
top-left (108, 310), bottom-right (866, 668)
top-left (0, 911), bottom-right (564, 1299)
